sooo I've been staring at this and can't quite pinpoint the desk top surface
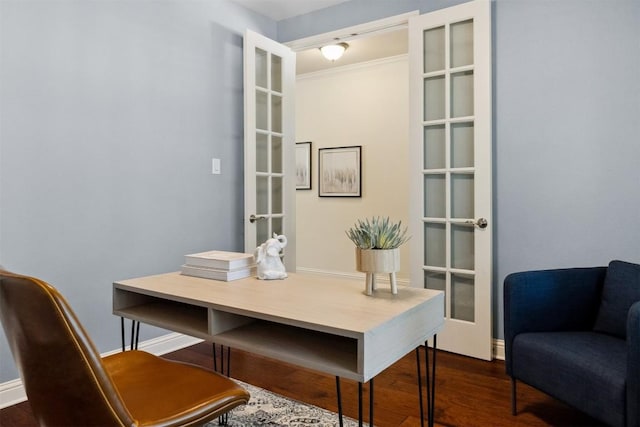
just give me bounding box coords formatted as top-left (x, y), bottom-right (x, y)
top-left (114, 272), bottom-right (442, 336)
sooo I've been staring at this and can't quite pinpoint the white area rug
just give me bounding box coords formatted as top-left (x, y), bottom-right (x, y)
top-left (205, 381), bottom-right (367, 427)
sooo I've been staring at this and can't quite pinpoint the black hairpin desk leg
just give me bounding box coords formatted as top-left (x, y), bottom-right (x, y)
top-left (120, 317), bottom-right (139, 351)
top-left (120, 317), bottom-right (125, 352)
top-left (361, 378), bottom-right (373, 427)
top-left (213, 343), bottom-right (231, 425)
top-left (416, 335), bottom-right (438, 427)
top-left (336, 377), bottom-right (344, 427)
top-left (336, 377), bottom-right (374, 427)
top-left (416, 347), bottom-right (425, 427)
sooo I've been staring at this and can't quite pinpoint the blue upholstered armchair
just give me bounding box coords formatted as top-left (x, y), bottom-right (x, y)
top-left (504, 260), bottom-right (640, 427)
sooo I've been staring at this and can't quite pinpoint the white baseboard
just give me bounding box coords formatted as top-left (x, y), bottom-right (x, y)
top-left (0, 332), bottom-right (202, 409)
top-left (0, 379), bottom-right (26, 409)
top-left (493, 338), bottom-right (505, 360)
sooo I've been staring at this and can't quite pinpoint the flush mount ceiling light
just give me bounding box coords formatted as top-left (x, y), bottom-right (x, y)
top-left (319, 42), bottom-right (349, 61)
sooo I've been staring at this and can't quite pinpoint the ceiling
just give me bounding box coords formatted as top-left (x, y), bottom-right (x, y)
top-left (231, 0), bottom-right (351, 21)
top-left (232, 0), bottom-right (408, 75)
top-left (295, 29), bottom-right (407, 75)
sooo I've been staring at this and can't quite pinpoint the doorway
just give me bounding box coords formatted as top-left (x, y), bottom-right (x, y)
top-left (290, 13), bottom-right (414, 280)
top-left (249, 2), bottom-right (494, 360)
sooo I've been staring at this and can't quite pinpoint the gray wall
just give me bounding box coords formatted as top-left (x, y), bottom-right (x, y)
top-left (1, 0), bottom-right (639, 386)
top-left (278, 0), bottom-right (640, 339)
top-left (493, 0), bottom-right (639, 336)
top-left (0, 0), bottom-right (274, 383)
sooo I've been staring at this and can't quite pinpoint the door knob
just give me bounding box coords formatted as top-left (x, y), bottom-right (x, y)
top-left (249, 214), bottom-right (267, 223)
top-left (465, 218), bottom-right (488, 229)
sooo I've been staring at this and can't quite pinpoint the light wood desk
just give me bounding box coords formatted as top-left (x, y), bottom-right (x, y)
top-left (113, 272), bottom-right (444, 424)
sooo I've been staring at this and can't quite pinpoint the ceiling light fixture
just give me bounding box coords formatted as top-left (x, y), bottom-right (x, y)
top-left (319, 42), bottom-right (349, 61)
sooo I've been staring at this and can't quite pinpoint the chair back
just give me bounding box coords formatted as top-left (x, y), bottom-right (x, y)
top-left (0, 270), bottom-right (135, 426)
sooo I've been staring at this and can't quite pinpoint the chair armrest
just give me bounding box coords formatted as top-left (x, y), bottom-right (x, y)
top-left (627, 301), bottom-right (640, 427)
top-left (504, 267), bottom-right (606, 375)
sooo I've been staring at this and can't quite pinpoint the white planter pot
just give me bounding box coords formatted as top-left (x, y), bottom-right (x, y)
top-left (355, 248), bottom-right (400, 295)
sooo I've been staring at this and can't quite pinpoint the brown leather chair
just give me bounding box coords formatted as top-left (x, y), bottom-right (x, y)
top-left (0, 270), bottom-right (250, 426)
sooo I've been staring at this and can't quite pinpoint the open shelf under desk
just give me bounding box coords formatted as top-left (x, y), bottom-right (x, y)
top-left (114, 297), bottom-right (210, 340)
top-left (213, 320), bottom-right (361, 381)
top-left (113, 289), bottom-right (210, 339)
top-left (114, 289), bottom-right (362, 380)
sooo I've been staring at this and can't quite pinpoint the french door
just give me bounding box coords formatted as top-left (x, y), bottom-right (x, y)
top-left (243, 30), bottom-right (296, 270)
top-left (409, 1), bottom-right (493, 360)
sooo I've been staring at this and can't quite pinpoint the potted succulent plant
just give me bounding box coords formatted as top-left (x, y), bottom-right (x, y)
top-left (346, 216), bottom-right (410, 295)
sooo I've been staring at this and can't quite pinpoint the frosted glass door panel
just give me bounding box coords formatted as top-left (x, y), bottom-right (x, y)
top-left (256, 91), bottom-right (268, 131)
top-left (272, 217), bottom-right (283, 236)
top-left (451, 71), bottom-right (474, 118)
top-left (271, 95), bottom-right (282, 133)
top-left (256, 176), bottom-right (269, 215)
top-left (425, 271), bottom-right (446, 291)
top-left (272, 177), bottom-right (283, 214)
top-left (272, 136), bottom-right (283, 173)
top-left (451, 274), bottom-right (474, 321)
top-left (424, 175), bottom-right (446, 217)
top-left (424, 223), bottom-right (446, 268)
top-left (451, 173), bottom-right (474, 219)
top-left (271, 54), bottom-right (282, 92)
top-left (424, 125), bottom-right (446, 169)
top-left (257, 221), bottom-right (269, 246)
top-left (423, 26), bottom-right (445, 72)
top-left (451, 224), bottom-right (474, 270)
top-left (256, 133), bottom-right (268, 173)
top-left (255, 48), bottom-right (268, 88)
top-left (451, 122), bottom-right (474, 168)
top-left (450, 20), bottom-right (473, 68)
top-left (424, 76), bottom-right (445, 121)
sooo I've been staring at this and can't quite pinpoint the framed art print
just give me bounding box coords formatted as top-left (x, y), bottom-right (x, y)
top-left (296, 142), bottom-right (312, 190)
top-left (318, 146), bottom-right (361, 197)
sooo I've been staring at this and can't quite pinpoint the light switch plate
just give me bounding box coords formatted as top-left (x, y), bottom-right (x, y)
top-left (212, 158), bottom-right (221, 175)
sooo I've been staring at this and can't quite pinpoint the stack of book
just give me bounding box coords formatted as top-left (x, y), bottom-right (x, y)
top-left (180, 250), bottom-right (256, 281)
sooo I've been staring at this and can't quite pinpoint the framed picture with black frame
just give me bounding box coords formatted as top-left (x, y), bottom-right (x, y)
top-left (318, 146), bottom-right (362, 197)
top-left (295, 142), bottom-right (312, 190)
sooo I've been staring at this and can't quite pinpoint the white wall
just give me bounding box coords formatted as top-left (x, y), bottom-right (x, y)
top-left (295, 56), bottom-right (411, 279)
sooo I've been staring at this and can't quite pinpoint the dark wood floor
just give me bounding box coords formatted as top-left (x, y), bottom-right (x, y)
top-left (0, 342), bottom-right (603, 426)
